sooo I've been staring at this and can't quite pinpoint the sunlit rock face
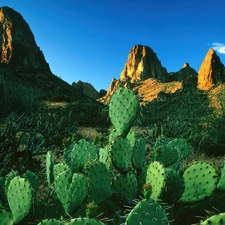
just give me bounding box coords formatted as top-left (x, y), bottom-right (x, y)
top-left (0, 6), bottom-right (50, 72)
top-left (120, 44), bottom-right (168, 83)
top-left (198, 48), bottom-right (225, 90)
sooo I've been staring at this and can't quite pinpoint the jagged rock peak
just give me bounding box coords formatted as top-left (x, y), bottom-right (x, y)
top-left (72, 80), bottom-right (100, 100)
top-left (182, 62), bottom-right (190, 68)
top-left (0, 6), bottom-right (50, 72)
top-left (198, 48), bottom-right (225, 90)
top-left (120, 44), bottom-right (168, 82)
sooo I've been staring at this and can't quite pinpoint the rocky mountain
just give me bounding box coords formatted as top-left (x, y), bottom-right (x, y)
top-left (98, 44), bottom-right (198, 104)
top-left (0, 6), bottom-right (86, 101)
top-left (72, 80), bottom-right (102, 100)
top-left (198, 48), bottom-right (225, 90)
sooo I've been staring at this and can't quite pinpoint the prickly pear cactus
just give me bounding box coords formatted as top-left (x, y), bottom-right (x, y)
top-left (200, 213), bottom-right (225, 225)
top-left (23, 170), bottom-right (39, 195)
top-left (65, 218), bottom-right (105, 225)
top-left (132, 138), bottom-right (146, 170)
top-left (37, 219), bottom-right (63, 225)
top-left (112, 173), bottom-right (138, 203)
top-left (110, 136), bottom-right (133, 173)
top-left (54, 170), bottom-right (88, 215)
top-left (154, 136), bottom-right (171, 149)
top-left (53, 162), bottom-right (70, 180)
top-left (125, 198), bottom-right (169, 225)
top-left (180, 162), bottom-right (219, 203)
top-left (217, 162), bottom-right (225, 191)
top-left (0, 210), bottom-right (13, 225)
top-left (146, 161), bottom-right (166, 200)
top-left (85, 161), bottom-right (112, 204)
top-left (167, 138), bottom-right (191, 160)
top-left (162, 168), bottom-right (184, 204)
top-left (7, 176), bottom-right (33, 224)
top-left (69, 139), bottom-right (99, 172)
top-left (109, 87), bottom-right (139, 137)
top-left (46, 151), bottom-right (54, 187)
top-left (154, 144), bottom-right (179, 167)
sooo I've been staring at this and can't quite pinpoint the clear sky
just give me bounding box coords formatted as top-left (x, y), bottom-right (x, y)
top-left (1, 0), bottom-right (225, 91)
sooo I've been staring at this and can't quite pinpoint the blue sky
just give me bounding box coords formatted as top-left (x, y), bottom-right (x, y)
top-left (1, 0), bottom-right (225, 91)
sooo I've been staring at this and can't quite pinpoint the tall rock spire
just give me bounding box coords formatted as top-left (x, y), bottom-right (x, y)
top-left (197, 48), bottom-right (225, 90)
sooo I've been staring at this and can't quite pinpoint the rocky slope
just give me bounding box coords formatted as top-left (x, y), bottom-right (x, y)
top-left (0, 6), bottom-right (86, 101)
top-left (98, 44), bottom-right (198, 104)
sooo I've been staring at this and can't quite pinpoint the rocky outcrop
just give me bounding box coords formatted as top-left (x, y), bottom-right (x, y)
top-left (98, 45), bottom-right (169, 104)
top-left (169, 63), bottom-right (197, 82)
top-left (72, 80), bottom-right (100, 100)
top-left (120, 44), bottom-right (168, 83)
top-left (0, 6), bottom-right (50, 72)
top-left (198, 48), bottom-right (225, 90)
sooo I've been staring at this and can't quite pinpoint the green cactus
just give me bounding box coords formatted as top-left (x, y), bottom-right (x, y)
top-left (200, 213), bottom-right (225, 225)
top-left (112, 173), bottom-right (138, 203)
top-left (125, 198), bottom-right (169, 225)
top-left (85, 161), bottom-right (112, 204)
top-left (110, 136), bottom-right (133, 173)
top-left (145, 161), bottom-right (166, 200)
top-left (167, 138), bottom-right (191, 160)
top-left (69, 139), bottom-right (99, 172)
top-left (37, 219), bottom-right (63, 225)
top-left (161, 168), bottom-right (184, 204)
top-left (7, 176), bottom-right (33, 224)
top-left (54, 170), bottom-right (88, 215)
top-left (23, 170), bottom-right (39, 195)
top-left (46, 151), bottom-right (54, 187)
top-left (109, 87), bottom-right (139, 137)
top-left (65, 218), bottom-right (105, 225)
top-left (53, 162), bottom-right (70, 180)
top-left (217, 162), bottom-right (225, 191)
top-left (132, 138), bottom-right (146, 170)
top-left (179, 162), bottom-right (219, 203)
top-left (154, 136), bottom-right (172, 149)
top-left (0, 210), bottom-right (13, 225)
top-left (4, 170), bottom-right (19, 193)
top-left (154, 144), bottom-right (179, 167)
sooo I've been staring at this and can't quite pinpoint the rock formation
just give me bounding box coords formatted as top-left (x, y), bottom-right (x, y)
top-left (120, 44), bottom-right (168, 83)
top-left (0, 6), bottom-right (50, 72)
top-left (98, 45), bottom-right (169, 104)
top-left (169, 63), bottom-right (197, 82)
top-left (72, 80), bottom-right (100, 100)
top-left (0, 6), bottom-right (84, 100)
top-left (198, 48), bottom-right (225, 90)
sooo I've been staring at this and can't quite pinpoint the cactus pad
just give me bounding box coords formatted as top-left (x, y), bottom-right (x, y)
top-left (54, 170), bottom-right (88, 215)
top-left (0, 210), bottom-right (13, 225)
top-left (180, 162), bottom-right (219, 203)
top-left (65, 218), bottom-right (105, 225)
top-left (200, 213), bottom-right (225, 225)
top-left (46, 151), bottom-right (54, 187)
top-left (7, 176), bottom-right (33, 224)
top-left (37, 219), bottom-right (63, 225)
top-left (110, 136), bottom-right (133, 173)
top-left (217, 162), bottom-right (225, 191)
top-left (23, 170), bottom-right (39, 195)
top-left (125, 198), bottom-right (169, 225)
top-left (85, 161), bottom-right (112, 204)
top-left (70, 139), bottom-right (99, 172)
top-left (112, 173), bottom-right (138, 203)
top-left (109, 87), bottom-right (139, 137)
top-left (146, 161), bottom-right (166, 200)
top-left (53, 162), bottom-right (70, 180)
top-left (132, 138), bottom-right (146, 170)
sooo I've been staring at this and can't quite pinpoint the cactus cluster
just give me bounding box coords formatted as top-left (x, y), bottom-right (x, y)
top-left (2, 87), bottom-right (225, 225)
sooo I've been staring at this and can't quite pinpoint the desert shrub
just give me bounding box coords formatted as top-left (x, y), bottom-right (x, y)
top-left (0, 76), bottom-right (42, 118)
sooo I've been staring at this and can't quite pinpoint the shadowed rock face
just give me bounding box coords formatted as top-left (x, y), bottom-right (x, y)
top-left (198, 48), bottom-right (225, 90)
top-left (0, 6), bottom-right (50, 72)
top-left (72, 80), bottom-right (100, 100)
